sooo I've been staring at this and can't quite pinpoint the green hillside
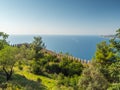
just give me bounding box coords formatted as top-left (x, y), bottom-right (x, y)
top-left (0, 30), bottom-right (120, 90)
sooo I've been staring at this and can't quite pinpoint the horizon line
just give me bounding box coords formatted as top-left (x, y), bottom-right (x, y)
top-left (8, 33), bottom-right (109, 36)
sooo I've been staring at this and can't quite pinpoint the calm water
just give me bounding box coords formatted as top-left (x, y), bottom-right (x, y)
top-left (7, 35), bottom-right (109, 60)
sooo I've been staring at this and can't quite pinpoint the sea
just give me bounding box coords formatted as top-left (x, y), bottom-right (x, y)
top-left (7, 35), bottom-right (109, 60)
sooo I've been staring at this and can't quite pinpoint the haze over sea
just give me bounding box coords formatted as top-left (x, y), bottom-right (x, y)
top-left (7, 35), bottom-right (109, 60)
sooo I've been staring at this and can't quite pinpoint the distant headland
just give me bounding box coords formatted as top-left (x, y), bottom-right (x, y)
top-left (100, 35), bottom-right (115, 39)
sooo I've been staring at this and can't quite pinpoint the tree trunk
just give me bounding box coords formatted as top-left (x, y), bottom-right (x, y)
top-left (3, 67), bottom-right (13, 81)
top-left (6, 71), bottom-right (12, 81)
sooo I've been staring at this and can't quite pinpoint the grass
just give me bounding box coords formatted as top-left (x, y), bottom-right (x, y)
top-left (14, 66), bottom-right (57, 90)
top-left (0, 61), bottom-right (73, 90)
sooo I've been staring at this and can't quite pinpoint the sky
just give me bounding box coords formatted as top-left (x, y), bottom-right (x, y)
top-left (0, 0), bottom-right (120, 35)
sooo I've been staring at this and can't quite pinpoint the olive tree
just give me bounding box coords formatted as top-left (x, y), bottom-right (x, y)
top-left (0, 46), bottom-right (19, 81)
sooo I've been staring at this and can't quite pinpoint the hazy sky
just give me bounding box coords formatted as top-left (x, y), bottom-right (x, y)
top-left (0, 0), bottom-right (120, 35)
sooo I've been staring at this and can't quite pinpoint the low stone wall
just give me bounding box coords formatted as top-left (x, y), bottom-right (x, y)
top-left (11, 44), bottom-right (91, 64)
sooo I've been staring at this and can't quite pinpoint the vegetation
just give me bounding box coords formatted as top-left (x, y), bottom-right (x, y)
top-left (78, 64), bottom-right (109, 90)
top-left (92, 29), bottom-right (120, 89)
top-left (31, 36), bottom-right (45, 60)
top-left (0, 32), bottom-right (9, 50)
top-left (0, 29), bottom-right (120, 90)
top-left (0, 46), bottom-right (19, 81)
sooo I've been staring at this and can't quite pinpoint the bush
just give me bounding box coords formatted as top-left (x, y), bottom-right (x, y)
top-left (107, 83), bottom-right (120, 90)
top-left (45, 63), bottom-right (61, 74)
top-left (18, 66), bottom-right (23, 70)
top-left (57, 73), bottom-right (64, 85)
top-left (59, 58), bottom-right (83, 76)
top-left (52, 73), bottom-right (58, 80)
top-left (78, 65), bottom-right (109, 90)
top-left (37, 78), bottom-right (42, 83)
top-left (31, 61), bottom-right (42, 75)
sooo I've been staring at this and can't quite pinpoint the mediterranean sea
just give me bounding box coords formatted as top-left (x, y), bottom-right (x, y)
top-left (7, 35), bottom-right (109, 60)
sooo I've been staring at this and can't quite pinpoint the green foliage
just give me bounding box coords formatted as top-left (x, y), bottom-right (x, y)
top-left (31, 52), bottom-right (83, 79)
top-left (93, 29), bottom-right (120, 86)
top-left (31, 60), bottom-right (43, 75)
top-left (0, 46), bottom-right (18, 66)
top-left (59, 57), bottom-right (83, 76)
top-left (107, 83), bottom-right (120, 90)
top-left (7, 74), bottom-right (46, 90)
top-left (45, 63), bottom-right (61, 74)
top-left (108, 61), bottom-right (120, 83)
top-left (94, 41), bottom-right (115, 65)
top-left (0, 72), bottom-right (6, 84)
top-left (37, 77), bottom-right (42, 83)
top-left (31, 36), bottom-right (45, 60)
top-left (18, 66), bottom-right (23, 70)
top-left (31, 58), bottom-right (49, 75)
top-left (0, 33), bottom-right (83, 89)
top-left (19, 45), bottom-right (35, 60)
top-left (116, 28), bottom-right (120, 38)
top-left (52, 85), bottom-right (74, 90)
top-left (0, 32), bottom-right (9, 50)
top-left (56, 73), bottom-right (80, 89)
top-left (45, 54), bottom-right (59, 62)
top-left (0, 46), bottom-right (19, 81)
top-left (110, 28), bottom-right (120, 53)
top-left (77, 65), bottom-right (109, 90)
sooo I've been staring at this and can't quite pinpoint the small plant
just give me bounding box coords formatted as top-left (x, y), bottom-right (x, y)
top-left (52, 73), bottom-right (58, 80)
top-left (37, 78), bottom-right (42, 83)
top-left (18, 66), bottom-right (23, 70)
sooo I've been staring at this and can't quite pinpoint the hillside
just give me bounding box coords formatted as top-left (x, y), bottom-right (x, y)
top-left (0, 31), bottom-right (120, 90)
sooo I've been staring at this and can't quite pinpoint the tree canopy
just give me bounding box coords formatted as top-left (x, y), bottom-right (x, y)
top-left (31, 36), bottom-right (45, 60)
top-left (93, 29), bottom-right (120, 84)
top-left (0, 32), bottom-right (9, 50)
top-left (0, 46), bottom-right (19, 81)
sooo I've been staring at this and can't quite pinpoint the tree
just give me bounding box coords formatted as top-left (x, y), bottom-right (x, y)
top-left (19, 45), bottom-right (35, 60)
top-left (77, 65), bottom-right (109, 90)
top-left (108, 61), bottom-right (120, 83)
top-left (31, 36), bottom-right (45, 60)
top-left (93, 29), bottom-right (120, 83)
top-left (110, 29), bottom-right (120, 59)
top-left (116, 28), bottom-right (120, 38)
top-left (93, 41), bottom-right (115, 65)
top-left (108, 29), bottom-right (120, 83)
top-left (0, 46), bottom-right (19, 81)
top-left (0, 32), bottom-right (9, 50)
top-left (31, 61), bottom-right (43, 75)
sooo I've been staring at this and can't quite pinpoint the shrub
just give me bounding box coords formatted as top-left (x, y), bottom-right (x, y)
top-left (37, 78), bottom-right (42, 83)
top-left (78, 65), bottom-right (109, 90)
top-left (18, 66), bottom-right (23, 70)
top-left (45, 63), bottom-right (61, 74)
top-left (31, 61), bottom-right (42, 75)
top-left (107, 83), bottom-right (120, 90)
top-left (59, 58), bottom-right (83, 76)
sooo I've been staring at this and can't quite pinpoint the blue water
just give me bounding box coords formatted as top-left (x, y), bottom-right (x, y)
top-left (7, 35), bottom-right (109, 60)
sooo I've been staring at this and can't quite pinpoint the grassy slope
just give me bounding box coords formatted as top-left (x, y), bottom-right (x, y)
top-left (12, 64), bottom-right (73, 90)
top-left (14, 66), bottom-right (57, 90)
